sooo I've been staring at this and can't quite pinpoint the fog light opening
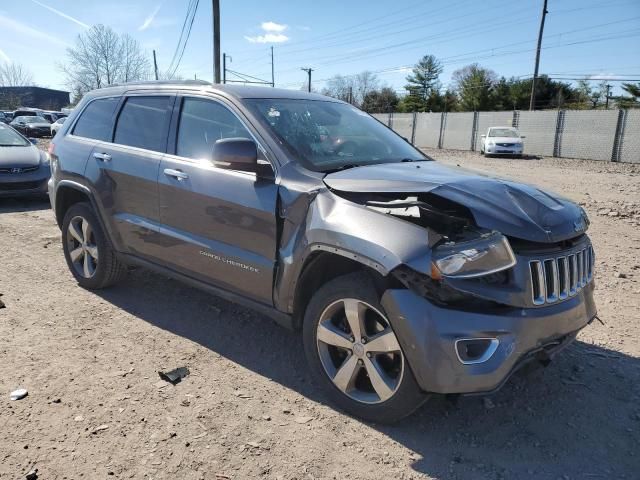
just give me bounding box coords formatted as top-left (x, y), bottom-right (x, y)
top-left (455, 338), bottom-right (499, 365)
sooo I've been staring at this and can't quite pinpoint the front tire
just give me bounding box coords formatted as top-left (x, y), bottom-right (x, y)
top-left (61, 202), bottom-right (127, 289)
top-left (302, 272), bottom-right (427, 423)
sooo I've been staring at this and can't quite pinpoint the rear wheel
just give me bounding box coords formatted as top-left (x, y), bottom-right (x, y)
top-left (302, 272), bottom-right (427, 423)
top-left (61, 202), bottom-right (127, 289)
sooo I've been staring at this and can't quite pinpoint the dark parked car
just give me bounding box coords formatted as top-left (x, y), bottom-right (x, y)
top-left (0, 123), bottom-right (50, 197)
top-left (48, 81), bottom-right (597, 422)
top-left (10, 115), bottom-right (51, 137)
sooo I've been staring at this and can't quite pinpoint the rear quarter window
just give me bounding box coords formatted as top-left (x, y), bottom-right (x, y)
top-left (72, 97), bottom-right (120, 141)
top-left (114, 96), bottom-right (172, 152)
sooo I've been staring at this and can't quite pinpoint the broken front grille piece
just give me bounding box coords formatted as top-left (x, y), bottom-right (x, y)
top-left (529, 245), bottom-right (594, 305)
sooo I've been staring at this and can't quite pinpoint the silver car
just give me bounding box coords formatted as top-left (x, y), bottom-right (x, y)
top-left (0, 123), bottom-right (50, 198)
top-left (480, 126), bottom-right (525, 157)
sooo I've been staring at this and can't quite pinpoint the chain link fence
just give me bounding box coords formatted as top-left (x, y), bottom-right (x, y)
top-left (373, 109), bottom-right (640, 163)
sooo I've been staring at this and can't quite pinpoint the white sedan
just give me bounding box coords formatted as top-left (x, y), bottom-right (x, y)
top-left (480, 126), bottom-right (524, 157)
top-left (50, 117), bottom-right (67, 137)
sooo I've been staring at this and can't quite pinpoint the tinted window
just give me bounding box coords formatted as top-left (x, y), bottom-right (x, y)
top-left (176, 98), bottom-right (251, 160)
top-left (73, 97), bottom-right (119, 141)
top-left (114, 96), bottom-right (171, 152)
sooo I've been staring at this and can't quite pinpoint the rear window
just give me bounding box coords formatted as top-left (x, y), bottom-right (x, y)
top-left (73, 97), bottom-right (120, 141)
top-left (114, 96), bottom-right (171, 152)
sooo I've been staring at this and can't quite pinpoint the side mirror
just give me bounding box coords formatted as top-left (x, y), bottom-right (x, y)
top-left (29, 138), bottom-right (38, 145)
top-left (212, 137), bottom-right (258, 172)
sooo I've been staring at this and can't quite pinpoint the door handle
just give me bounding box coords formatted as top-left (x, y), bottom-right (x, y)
top-left (163, 168), bottom-right (189, 180)
top-left (93, 152), bottom-right (112, 162)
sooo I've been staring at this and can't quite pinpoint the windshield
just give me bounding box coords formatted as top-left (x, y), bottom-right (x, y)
top-left (15, 116), bottom-right (47, 124)
top-left (245, 99), bottom-right (427, 172)
top-left (489, 128), bottom-right (519, 137)
top-left (0, 125), bottom-right (29, 146)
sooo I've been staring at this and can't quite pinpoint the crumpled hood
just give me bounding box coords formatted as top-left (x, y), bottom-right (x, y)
top-left (0, 145), bottom-right (42, 168)
top-left (323, 161), bottom-right (587, 243)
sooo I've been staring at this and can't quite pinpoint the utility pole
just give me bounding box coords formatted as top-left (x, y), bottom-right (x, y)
top-left (301, 67), bottom-right (313, 92)
top-left (605, 83), bottom-right (612, 109)
top-left (271, 46), bottom-right (275, 87)
top-left (529, 0), bottom-right (548, 111)
top-left (152, 50), bottom-right (159, 81)
top-left (212, 0), bottom-right (221, 83)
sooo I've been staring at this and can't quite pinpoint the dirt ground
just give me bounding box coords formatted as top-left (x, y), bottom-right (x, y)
top-left (1, 147), bottom-right (639, 480)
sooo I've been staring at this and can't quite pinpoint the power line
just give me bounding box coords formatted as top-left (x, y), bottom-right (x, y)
top-left (166, 0), bottom-right (198, 75)
top-left (169, 0), bottom-right (200, 78)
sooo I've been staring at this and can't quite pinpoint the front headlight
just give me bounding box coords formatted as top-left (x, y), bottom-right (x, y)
top-left (431, 232), bottom-right (516, 279)
top-left (487, 140), bottom-right (495, 146)
top-left (41, 152), bottom-right (50, 166)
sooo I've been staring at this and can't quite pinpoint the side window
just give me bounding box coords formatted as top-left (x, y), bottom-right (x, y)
top-left (72, 97), bottom-right (119, 141)
top-left (176, 97), bottom-right (251, 160)
top-left (114, 96), bottom-right (171, 152)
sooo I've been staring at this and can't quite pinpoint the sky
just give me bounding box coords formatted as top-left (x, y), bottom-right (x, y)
top-left (1, 0), bottom-right (639, 95)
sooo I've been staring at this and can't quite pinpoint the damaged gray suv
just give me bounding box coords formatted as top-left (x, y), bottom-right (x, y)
top-left (49, 81), bottom-right (597, 423)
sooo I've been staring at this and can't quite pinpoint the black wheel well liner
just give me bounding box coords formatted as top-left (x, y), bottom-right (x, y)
top-left (291, 251), bottom-right (392, 330)
top-left (55, 185), bottom-right (91, 227)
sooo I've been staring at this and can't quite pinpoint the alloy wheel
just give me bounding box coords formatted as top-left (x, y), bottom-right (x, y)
top-left (316, 298), bottom-right (404, 404)
top-left (66, 215), bottom-right (99, 278)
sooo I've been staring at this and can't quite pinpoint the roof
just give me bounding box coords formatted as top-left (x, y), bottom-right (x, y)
top-left (85, 81), bottom-right (339, 103)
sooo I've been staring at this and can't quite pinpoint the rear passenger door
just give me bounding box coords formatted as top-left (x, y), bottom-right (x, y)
top-left (158, 95), bottom-right (279, 305)
top-left (83, 94), bottom-right (174, 259)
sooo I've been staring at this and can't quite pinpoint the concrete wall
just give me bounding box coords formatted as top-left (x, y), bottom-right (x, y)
top-left (414, 112), bottom-right (442, 148)
top-left (441, 112), bottom-right (474, 150)
top-left (371, 113), bottom-right (390, 126)
top-left (367, 108), bottom-right (637, 163)
top-left (560, 110), bottom-right (619, 161)
top-left (390, 113), bottom-right (414, 140)
top-left (619, 110), bottom-right (640, 164)
top-left (517, 111), bottom-right (558, 157)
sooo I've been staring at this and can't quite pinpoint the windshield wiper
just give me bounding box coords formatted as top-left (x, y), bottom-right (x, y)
top-left (323, 163), bottom-right (364, 173)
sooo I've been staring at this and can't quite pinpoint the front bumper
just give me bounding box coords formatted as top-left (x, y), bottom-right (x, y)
top-left (0, 166), bottom-right (51, 198)
top-left (381, 282), bottom-right (596, 394)
top-left (485, 145), bottom-right (523, 155)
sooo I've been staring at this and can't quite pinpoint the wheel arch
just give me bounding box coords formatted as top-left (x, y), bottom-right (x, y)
top-left (54, 181), bottom-right (93, 227)
top-left (54, 181), bottom-right (116, 250)
top-left (291, 250), bottom-right (391, 330)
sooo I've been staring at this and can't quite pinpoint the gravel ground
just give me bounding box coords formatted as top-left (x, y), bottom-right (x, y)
top-left (1, 147), bottom-right (639, 480)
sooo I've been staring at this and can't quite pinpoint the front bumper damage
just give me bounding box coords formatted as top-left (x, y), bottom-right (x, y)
top-left (381, 282), bottom-right (596, 395)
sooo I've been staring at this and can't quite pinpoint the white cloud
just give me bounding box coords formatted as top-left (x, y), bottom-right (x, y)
top-left (244, 33), bottom-right (289, 44)
top-left (139, 3), bottom-right (162, 31)
top-left (245, 21), bottom-right (289, 43)
top-left (261, 21), bottom-right (287, 32)
top-left (0, 14), bottom-right (69, 47)
top-left (30, 0), bottom-right (89, 29)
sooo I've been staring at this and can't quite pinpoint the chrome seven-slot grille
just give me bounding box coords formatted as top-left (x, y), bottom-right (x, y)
top-left (529, 245), bottom-right (594, 305)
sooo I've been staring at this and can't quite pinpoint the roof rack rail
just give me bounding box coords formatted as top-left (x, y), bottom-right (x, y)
top-left (109, 80), bottom-right (212, 87)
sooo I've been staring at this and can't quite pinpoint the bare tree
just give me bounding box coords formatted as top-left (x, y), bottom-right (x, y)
top-left (0, 62), bottom-right (34, 86)
top-left (353, 71), bottom-right (379, 106)
top-left (61, 25), bottom-right (151, 98)
top-left (321, 71), bottom-right (380, 106)
top-left (120, 34), bottom-right (150, 83)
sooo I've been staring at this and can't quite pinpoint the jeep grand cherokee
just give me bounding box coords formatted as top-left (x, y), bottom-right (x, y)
top-left (48, 81), bottom-right (597, 423)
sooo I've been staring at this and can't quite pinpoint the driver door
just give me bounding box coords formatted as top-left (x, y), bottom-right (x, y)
top-left (157, 95), bottom-right (278, 305)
